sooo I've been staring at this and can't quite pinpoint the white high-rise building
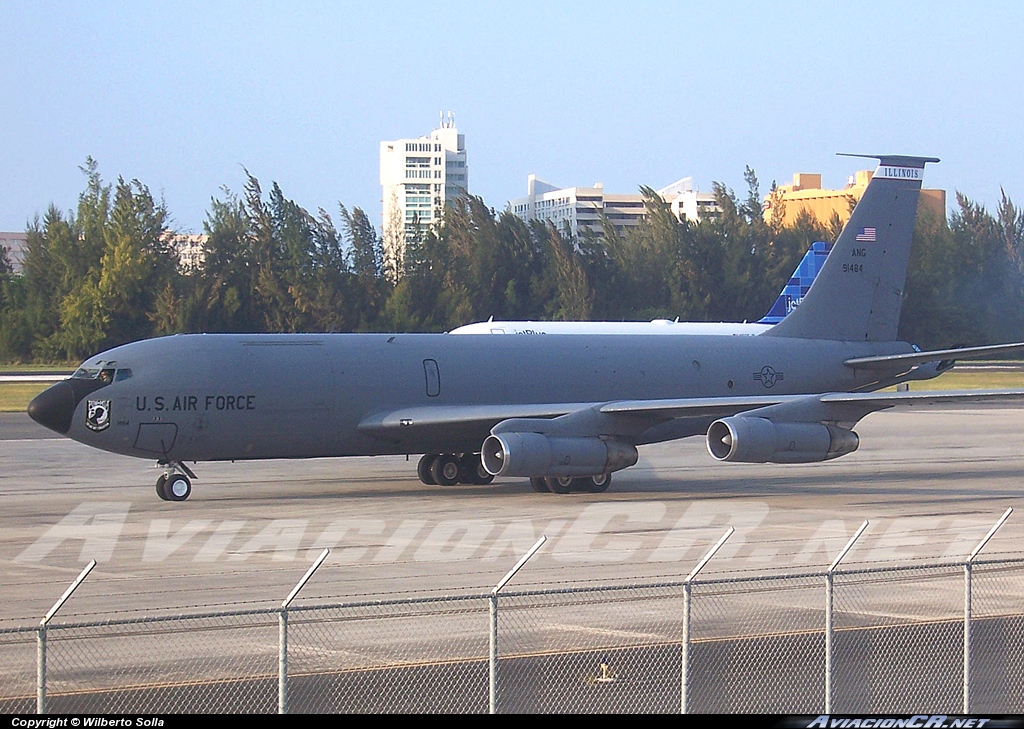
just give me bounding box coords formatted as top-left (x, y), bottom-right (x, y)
top-left (508, 175), bottom-right (719, 237)
top-left (380, 113), bottom-right (469, 277)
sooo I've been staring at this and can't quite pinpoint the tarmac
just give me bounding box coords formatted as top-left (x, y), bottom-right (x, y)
top-left (1, 406), bottom-right (1022, 627)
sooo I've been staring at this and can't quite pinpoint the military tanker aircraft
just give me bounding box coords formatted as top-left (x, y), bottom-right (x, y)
top-left (27, 154), bottom-right (1024, 500)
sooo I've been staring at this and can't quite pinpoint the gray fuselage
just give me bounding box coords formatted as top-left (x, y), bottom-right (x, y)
top-left (56, 332), bottom-right (910, 462)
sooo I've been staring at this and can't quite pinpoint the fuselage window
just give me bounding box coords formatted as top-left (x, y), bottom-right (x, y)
top-left (114, 368), bottom-right (133, 381)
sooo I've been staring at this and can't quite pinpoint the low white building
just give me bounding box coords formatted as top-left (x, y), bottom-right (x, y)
top-left (168, 233), bottom-right (207, 273)
top-left (0, 231), bottom-right (207, 275)
top-left (508, 175), bottom-right (719, 237)
top-left (0, 232), bottom-right (28, 273)
top-left (658, 177), bottom-right (722, 224)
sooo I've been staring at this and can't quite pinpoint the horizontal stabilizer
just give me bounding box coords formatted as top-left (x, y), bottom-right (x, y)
top-left (844, 342), bottom-right (1024, 371)
top-left (838, 153), bottom-right (942, 167)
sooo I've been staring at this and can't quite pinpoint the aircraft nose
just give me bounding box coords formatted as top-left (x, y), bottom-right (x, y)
top-left (27, 381), bottom-right (76, 435)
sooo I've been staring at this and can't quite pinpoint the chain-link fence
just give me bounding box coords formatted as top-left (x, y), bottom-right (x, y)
top-left (2, 557), bottom-right (1023, 714)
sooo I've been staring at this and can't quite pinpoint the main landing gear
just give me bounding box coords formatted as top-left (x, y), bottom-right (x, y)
top-left (530, 474), bottom-right (612, 494)
top-left (156, 461), bottom-right (196, 502)
top-left (416, 452), bottom-right (613, 494)
top-left (417, 453), bottom-right (495, 486)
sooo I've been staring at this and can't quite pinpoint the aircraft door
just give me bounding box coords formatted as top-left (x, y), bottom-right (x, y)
top-left (134, 422), bottom-right (178, 455)
top-left (423, 359), bottom-right (441, 397)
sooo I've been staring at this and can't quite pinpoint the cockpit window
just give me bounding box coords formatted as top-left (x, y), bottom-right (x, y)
top-left (71, 364), bottom-right (127, 383)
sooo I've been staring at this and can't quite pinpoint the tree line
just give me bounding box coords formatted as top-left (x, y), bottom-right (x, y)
top-left (1, 159), bottom-right (1022, 363)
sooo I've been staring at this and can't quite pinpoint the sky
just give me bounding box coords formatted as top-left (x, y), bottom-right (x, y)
top-left (2, 1), bottom-right (1023, 234)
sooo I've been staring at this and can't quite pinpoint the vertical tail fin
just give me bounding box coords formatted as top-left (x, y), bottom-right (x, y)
top-left (757, 241), bottom-right (832, 325)
top-left (765, 155), bottom-right (939, 341)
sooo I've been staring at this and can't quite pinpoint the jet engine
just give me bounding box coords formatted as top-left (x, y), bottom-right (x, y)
top-left (706, 417), bottom-right (859, 464)
top-left (481, 432), bottom-right (638, 477)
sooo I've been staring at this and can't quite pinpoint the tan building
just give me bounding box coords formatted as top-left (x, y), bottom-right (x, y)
top-left (764, 170), bottom-right (946, 228)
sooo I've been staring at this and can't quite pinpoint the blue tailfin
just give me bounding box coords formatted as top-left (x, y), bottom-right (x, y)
top-left (757, 241), bottom-right (833, 325)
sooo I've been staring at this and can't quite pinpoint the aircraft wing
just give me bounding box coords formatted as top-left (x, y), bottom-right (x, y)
top-left (602, 388), bottom-right (1024, 426)
top-left (605, 388), bottom-right (1024, 413)
top-left (819, 388), bottom-right (1024, 408)
top-left (844, 342), bottom-right (1024, 370)
top-left (358, 402), bottom-right (603, 435)
top-left (357, 395), bottom-right (795, 445)
top-left (359, 395), bottom-right (811, 435)
top-left (599, 394), bottom-right (809, 418)
top-left (360, 388), bottom-right (1024, 445)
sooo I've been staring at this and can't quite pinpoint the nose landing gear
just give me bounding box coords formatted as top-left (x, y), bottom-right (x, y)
top-left (156, 462), bottom-right (197, 502)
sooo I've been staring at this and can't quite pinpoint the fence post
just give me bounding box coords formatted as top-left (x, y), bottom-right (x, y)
top-left (489, 535), bottom-right (546, 715)
top-left (681, 580), bottom-right (690, 713)
top-left (36, 626), bottom-right (46, 715)
top-left (680, 527), bottom-right (733, 714)
top-left (279, 548), bottom-right (330, 715)
top-left (963, 507), bottom-right (1012, 714)
top-left (489, 592), bottom-right (498, 714)
top-left (37, 559), bottom-right (96, 714)
top-left (825, 568), bottom-right (832, 712)
top-left (825, 520), bottom-right (868, 714)
top-left (279, 609), bottom-right (288, 714)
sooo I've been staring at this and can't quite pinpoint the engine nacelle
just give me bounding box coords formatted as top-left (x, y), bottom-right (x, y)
top-left (706, 417), bottom-right (859, 464)
top-left (481, 432), bottom-right (638, 477)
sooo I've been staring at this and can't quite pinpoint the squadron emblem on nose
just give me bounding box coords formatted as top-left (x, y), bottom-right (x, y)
top-left (86, 399), bottom-right (112, 432)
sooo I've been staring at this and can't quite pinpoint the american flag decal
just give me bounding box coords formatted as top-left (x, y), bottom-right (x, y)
top-left (856, 227), bottom-right (877, 242)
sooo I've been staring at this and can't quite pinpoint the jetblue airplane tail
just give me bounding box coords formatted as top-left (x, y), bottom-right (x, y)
top-left (757, 241), bottom-right (832, 325)
top-left (765, 155), bottom-right (938, 342)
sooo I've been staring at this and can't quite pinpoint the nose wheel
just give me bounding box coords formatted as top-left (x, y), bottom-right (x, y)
top-left (156, 462), bottom-right (196, 502)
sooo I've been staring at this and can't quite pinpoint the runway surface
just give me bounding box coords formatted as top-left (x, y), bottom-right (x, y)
top-left (1, 407), bottom-right (1022, 628)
